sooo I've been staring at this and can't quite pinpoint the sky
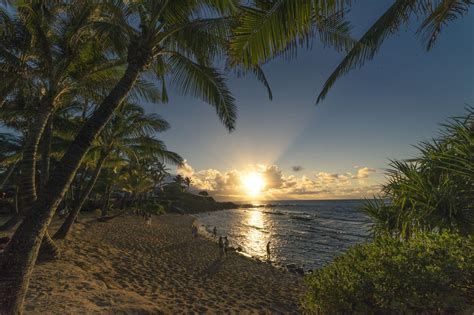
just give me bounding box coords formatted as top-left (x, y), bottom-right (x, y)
top-left (0, 3), bottom-right (471, 202)
top-left (143, 2), bottom-right (474, 201)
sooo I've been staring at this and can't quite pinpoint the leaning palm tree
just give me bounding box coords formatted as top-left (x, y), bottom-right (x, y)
top-left (0, 1), bottom-right (240, 313)
top-left (229, 0), bottom-right (472, 102)
top-left (0, 1), bottom-right (128, 260)
top-left (1, 0), bottom-right (170, 257)
top-left (53, 103), bottom-right (182, 239)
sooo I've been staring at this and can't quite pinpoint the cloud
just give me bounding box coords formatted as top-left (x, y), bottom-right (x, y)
top-left (177, 160), bottom-right (194, 177)
top-left (262, 165), bottom-right (284, 190)
top-left (353, 167), bottom-right (377, 179)
top-left (292, 165), bottom-right (303, 172)
top-left (176, 162), bottom-right (380, 200)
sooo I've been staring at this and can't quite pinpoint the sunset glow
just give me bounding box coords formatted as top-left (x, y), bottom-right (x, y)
top-left (242, 173), bottom-right (265, 196)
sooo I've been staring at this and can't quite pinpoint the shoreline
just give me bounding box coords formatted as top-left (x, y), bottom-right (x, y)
top-left (191, 216), bottom-right (302, 277)
top-left (192, 216), bottom-right (256, 260)
top-left (14, 213), bottom-right (304, 313)
top-left (192, 212), bottom-right (313, 276)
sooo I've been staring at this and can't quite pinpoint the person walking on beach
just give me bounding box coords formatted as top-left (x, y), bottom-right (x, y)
top-left (266, 241), bottom-right (271, 261)
top-left (218, 236), bottom-right (225, 257)
top-left (223, 236), bottom-right (229, 257)
top-left (213, 226), bottom-right (217, 238)
top-left (191, 225), bottom-right (198, 238)
top-left (146, 213), bottom-right (152, 226)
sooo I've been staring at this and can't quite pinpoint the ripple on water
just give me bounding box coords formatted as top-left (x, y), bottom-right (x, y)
top-left (195, 200), bottom-right (372, 270)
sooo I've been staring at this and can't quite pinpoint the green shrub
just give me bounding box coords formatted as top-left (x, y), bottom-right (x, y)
top-left (143, 201), bottom-right (166, 215)
top-left (303, 232), bottom-right (474, 314)
top-left (363, 108), bottom-right (474, 239)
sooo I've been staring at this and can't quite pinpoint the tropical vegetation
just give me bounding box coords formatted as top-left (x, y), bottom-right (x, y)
top-left (0, 0), bottom-right (472, 314)
top-left (229, 0), bottom-right (473, 102)
top-left (0, 1), bottom-right (244, 312)
top-left (304, 109), bottom-right (474, 313)
top-left (304, 232), bottom-right (474, 314)
top-left (363, 108), bottom-right (474, 239)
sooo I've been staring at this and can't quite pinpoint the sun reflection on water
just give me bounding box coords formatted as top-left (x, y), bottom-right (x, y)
top-left (243, 209), bottom-right (270, 259)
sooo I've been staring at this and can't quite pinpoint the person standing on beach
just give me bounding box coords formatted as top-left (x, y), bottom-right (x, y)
top-left (192, 225), bottom-right (198, 238)
top-left (223, 237), bottom-right (229, 257)
top-left (218, 236), bottom-right (224, 257)
top-left (146, 213), bottom-right (152, 226)
top-left (266, 241), bottom-right (271, 261)
top-left (213, 226), bottom-right (217, 238)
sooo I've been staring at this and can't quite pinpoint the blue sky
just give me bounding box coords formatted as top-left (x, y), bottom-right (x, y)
top-left (144, 2), bottom-right (473, 200)
top-left (3, 2), bottom-right (470, 200)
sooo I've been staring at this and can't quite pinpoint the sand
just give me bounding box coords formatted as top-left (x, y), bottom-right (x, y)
top-left (18, 214), bottom-right (304, 314)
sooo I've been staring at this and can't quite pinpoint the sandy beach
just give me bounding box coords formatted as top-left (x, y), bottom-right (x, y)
top-left (16, 214), bottom-right (304, 314)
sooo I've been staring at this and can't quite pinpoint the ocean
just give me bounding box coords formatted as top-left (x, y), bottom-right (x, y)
top-left (195, 200), bottom-right (372, 271)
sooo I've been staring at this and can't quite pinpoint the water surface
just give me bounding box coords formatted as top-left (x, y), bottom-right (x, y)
top-left (195, 200), bottom-right (372, 270)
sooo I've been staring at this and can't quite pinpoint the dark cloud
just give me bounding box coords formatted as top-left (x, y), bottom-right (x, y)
top-left (292, 165), bottom-right (303, 172)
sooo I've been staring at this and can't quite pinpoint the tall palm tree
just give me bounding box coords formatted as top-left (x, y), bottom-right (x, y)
top-left (53, 103), bottom-right (182, 239)
top-left (0, 1), bottom-right (127, 260)
top-left (229, 0), bottom-right (472, 102)
top-left (0, 1), bottom-right (240, 312)
top-left (1, 0), bottom-right (167, 257)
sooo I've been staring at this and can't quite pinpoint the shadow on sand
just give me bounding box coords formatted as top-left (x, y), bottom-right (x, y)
top-left (200, 257), bottom-right (225, 278)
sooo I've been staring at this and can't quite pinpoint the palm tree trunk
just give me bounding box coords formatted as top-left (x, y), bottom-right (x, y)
top-left (17, 106), bottom-right (53, 215)
top-left (0, 58), bottom-right (149, 314)
top-left (54, 154), bottom-right (107, 239)
top-left (38, 232), bottom-right (61, 261)
top-left (101, 183), bottom-right (112, 217)
top-left (16, 107), bottom-right (60, 261)
top-left (39, 117), bottom-right (53, 193)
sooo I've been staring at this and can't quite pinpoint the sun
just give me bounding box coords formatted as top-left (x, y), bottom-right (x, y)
top-left (242, 172), bottom-right (265, 196)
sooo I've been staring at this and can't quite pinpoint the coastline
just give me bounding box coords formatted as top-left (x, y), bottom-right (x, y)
top-left (192, 215), bottom-right (257, 261)
top-left (15, 213), bottom-right (304, 313)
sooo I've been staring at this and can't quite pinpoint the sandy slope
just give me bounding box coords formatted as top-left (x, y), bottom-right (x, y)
top-left (22, 214), bottom-right (304, 314)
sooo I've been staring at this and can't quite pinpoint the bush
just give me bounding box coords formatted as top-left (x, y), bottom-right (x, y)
top-left (303, 232), bottom-right (474, 314)
top-left (363, 108), bottom-right (474, 239)
top-left (198, 190), bottom-right (209, 196)
top-left (143, 201), bottom-right (165, 215)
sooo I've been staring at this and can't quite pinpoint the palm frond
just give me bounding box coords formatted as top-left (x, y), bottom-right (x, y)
top-left (168, 52), bottom-right (236, 131)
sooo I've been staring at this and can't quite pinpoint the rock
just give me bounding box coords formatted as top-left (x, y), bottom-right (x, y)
top-left (286, 264), bottom-right (305, 275)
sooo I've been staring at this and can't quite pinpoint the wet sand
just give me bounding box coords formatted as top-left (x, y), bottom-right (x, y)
top-left (21, 214), bottom-right (304, 313)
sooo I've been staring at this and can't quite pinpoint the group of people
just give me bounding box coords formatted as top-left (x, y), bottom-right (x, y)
top-left (193, 224), bottom-right (271, 260)
top-left (135, 209), bottom-right (152, 226)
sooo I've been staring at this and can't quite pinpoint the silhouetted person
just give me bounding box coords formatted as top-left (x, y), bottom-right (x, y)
top-left (213, 226), bottom-right (217, 237)
top-left (218, 236), bottom-right (224, 257)
top-left (223, 237), bottom-right (229, 257)
top-left (266, 241), bottom-right (271, 261)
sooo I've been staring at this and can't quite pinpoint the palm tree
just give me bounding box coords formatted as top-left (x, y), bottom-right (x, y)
top-left (53, 103), bottom-right (182, 239)
top-left (184, 176), bottom-right (193, 191)
top-left (0, 2), bottom-right (240, 312)
top-left (174, 174), bottom-right (186, 191)
top-left (0, 1), bottom-right (128, 261)
top-left (229, 1), bottom-right (472, 102)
